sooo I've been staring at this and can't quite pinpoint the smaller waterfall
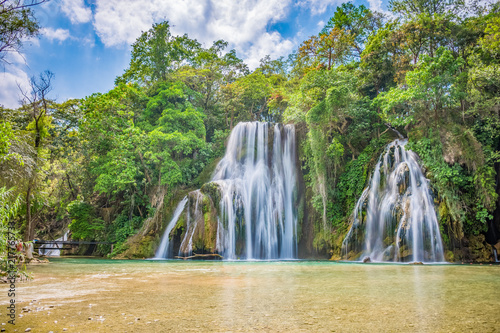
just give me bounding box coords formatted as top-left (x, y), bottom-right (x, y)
top-left (493, 247), bottom-right (499, 263)
top-left (342, 139), bottom-right (445, 263)
top-left (39, 231), bottom-right (70, 256)
top-left (154, 197), bottom-right (188, 259)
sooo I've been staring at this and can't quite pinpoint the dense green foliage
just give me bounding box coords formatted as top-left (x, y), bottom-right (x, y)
top-left (1, 0), bottom-right (500, 260)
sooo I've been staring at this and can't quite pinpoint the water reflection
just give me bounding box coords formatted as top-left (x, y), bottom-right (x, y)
top-left (411, 266), bottom-right (444, 329)
top-left (1, 260), bottom-right (498, 332)
top-left (219, 263), bottom-right (300, 330)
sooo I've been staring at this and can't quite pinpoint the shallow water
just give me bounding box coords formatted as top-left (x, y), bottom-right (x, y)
top-left (1, 258), bottom-right (499, 332)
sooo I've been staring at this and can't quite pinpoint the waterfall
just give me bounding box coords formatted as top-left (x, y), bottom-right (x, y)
top-left (342, 139), bottom-right (445, 263)
top-left (154, 196), bottom-right (188, 259)
top-left (39, 230), bottom-right (70, 256)
top-left (154, 122), bottom-right (299, 259)
top-left (212, 122), bottom-right (298, 259)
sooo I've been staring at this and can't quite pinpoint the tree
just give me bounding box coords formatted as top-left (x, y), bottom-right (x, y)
top-left (298, 28), bottom-right (354, 70)
top-left (18, 70), bottom-right (54, 254)
top-left (374, 47), bottom-right (465, 127)
top-left (360, 22), bottom-right (405, 96)
top-left (221, 69), bottom-right (274, 128)
top-left (388, 0), bottom-right (465, 18)
top-left (481, 15), bottom-right (500, 57)
top-left (174, 40), bottom-right (248, 139)
top-left (0, 0), bottom-right (46, 63)
top-left (0, 114), bottom-right (20, 164)
top-left (322, 2), bottom-right (384, 59)
top-left (117, 21), bottom-right (201, 84)
top-left (297, 3), bottom-right (383, 71)
top-left (78, 80), bottom-right (210, 244)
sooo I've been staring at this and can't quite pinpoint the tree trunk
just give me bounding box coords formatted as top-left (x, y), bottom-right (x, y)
top-left (230, 107), bottom-right (234, 130)
top-left (138, 151), bottom-right (152, 183)
top-left (24, 114), bottom-right (42, 248)
top-left (24, 182), bottom-right (32, 242)
top-left (24, 179), bottom-right (34, 260)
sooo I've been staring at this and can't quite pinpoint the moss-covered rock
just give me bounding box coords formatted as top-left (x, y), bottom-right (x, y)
top-left (193, 157), bottom-right (222, 187)
top-left (177, 191), bottom-right (219, 256)
top-left (200, 182), bottom-right (222, 212)
top-left (468, 234), bottom-right (492, 262)
top-left (445, 250), bottom-right (455, 262)
top-left (114, 233), bottom-right (157, 259)
top-left (397, 163), bottom-right (410, 195)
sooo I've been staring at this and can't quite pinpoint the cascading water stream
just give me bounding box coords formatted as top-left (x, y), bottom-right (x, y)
top-left (178, 190), bottom-right (204, 256)
top-left (155, 122), bottom-right (299, 259)
top-left (342, 139), bottom-right (445, 263)
top-left (154, 197), bottom-right (188, 259)
top-left (39, 230), bottom-right (70, 256)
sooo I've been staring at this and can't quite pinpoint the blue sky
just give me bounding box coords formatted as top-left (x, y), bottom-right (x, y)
top-left (0, 0), bottom-right (389, 109)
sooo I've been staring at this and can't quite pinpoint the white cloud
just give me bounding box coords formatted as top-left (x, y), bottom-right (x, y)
top-left (41, 27), bottom-right (72, 43)
top-left (244, 32), bottom-right (295, 69)
top-left (297, 0), bottom-right (343, 15)
top-left (0, 54), bottom-right (30, 109)
top-left (60, 0), bottom-right (92, 24)
top-left (93, 0), bottom-right (295, 69)
top-left (82, 36), bottom-right (96, 48)
top-left (367, 0), bottom-right (384, 12)
top-left (21, 35), bottom-right (40, 48)
top-left (367, 0), bottom-right (392, 17)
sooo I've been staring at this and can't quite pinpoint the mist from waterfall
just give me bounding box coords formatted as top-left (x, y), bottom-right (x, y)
top-left (342, 139), bottom-right (445, 263)
top-left (155, 121), bottom-right (299, 259)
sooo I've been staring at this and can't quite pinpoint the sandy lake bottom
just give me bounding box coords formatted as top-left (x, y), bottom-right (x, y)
top-left (1, 258), bottom-right (499, 332)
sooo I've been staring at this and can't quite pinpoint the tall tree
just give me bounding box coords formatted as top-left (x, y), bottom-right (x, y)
top-left (297, 3), bottom-right (383, 71)
top-left (117, 21), bottom-right (201, 85)
top-left (322, 2), bottom-right (384, 59)
top-left (18, 70), bottom-right (53, 256)
top-left (174, 40), bottom-right (248, 139)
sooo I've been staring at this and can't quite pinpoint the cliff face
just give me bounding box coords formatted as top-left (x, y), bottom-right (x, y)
top-left (295, 122), bottom-right (325, 259)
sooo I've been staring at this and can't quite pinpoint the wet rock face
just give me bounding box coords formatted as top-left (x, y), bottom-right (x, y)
top-left (200, 182), bottom-right (221, 212)
top-left (494, 241), bottom-right (500, 254)
top-left (177, 190), bottom-right (219, 256)
top-left (396, 163), bottom-right (410, 195)
top-left (467, 234), bottom-right (495, 262)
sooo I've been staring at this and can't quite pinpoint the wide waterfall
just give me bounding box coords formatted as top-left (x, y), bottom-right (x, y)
top-left (342, 139), bottom-right (445, 263)
top-left (155, 122), bottom-right (299, 259)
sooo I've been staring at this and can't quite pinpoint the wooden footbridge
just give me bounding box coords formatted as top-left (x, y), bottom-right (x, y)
top-left (33, 240), bottom-right (116, 253)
